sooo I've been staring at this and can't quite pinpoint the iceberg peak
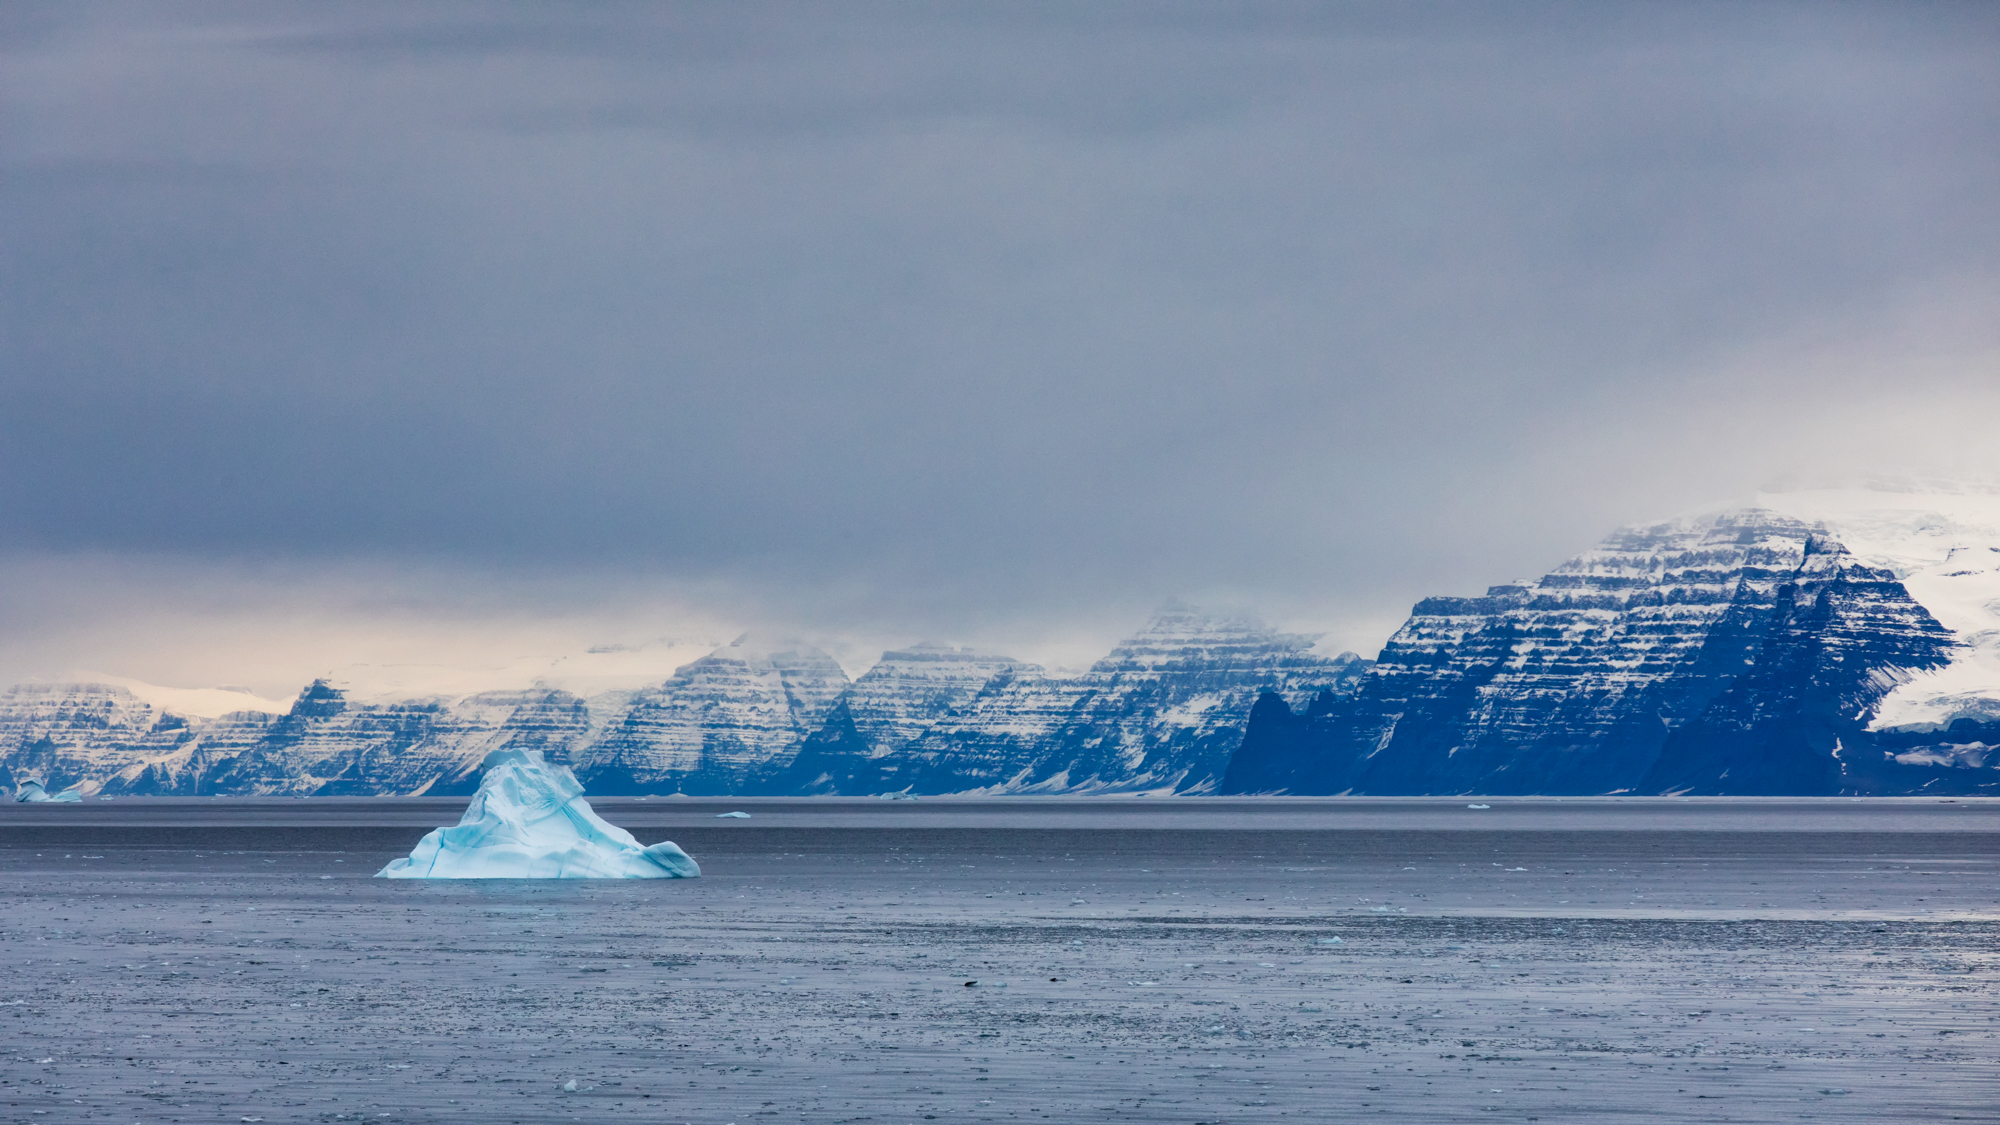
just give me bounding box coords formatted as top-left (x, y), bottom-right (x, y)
top-left (376, 749), bottom-right (699, 879)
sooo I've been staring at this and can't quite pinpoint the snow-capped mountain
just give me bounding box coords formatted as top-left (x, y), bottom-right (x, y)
top-left (38, 487), bottom-right (1988, 805)
top-left (0, 679), bottom-right (611, 798)
top-left (193, 684), bottom-right (601, 797)
top-left (1, 606), bottom-right (1362, 797)
top-left (788, 604), bottom-right (1368, 795)
top-left (1224, 486), bottom-right (2000, 796)
top-left (1751, 486), bottom-right (2000, 735)
top-left (570, 637), bottom-right (851, 794)
top-left (755, 643), bottom-right (1030, 794)
top-left (0, 682), bottom-right (205, 795)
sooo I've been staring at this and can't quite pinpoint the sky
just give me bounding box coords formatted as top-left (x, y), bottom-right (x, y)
top-left (3, 1), bottom-right (1998, 699)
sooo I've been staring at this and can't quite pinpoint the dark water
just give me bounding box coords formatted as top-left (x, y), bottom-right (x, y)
top-left (2, 797), bottom-right (1995, 1124)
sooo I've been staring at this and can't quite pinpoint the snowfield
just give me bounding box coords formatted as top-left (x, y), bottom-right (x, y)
top-left (1754, 485), bottom-right (2000, 732)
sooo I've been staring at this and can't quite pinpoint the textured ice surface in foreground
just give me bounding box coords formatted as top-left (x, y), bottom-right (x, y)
top-left (376, 749), bottom-right (699, 879)
top-left (13, 780), bottom-right (82, 802)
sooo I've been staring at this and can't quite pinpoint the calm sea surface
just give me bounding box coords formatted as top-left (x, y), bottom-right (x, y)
top-left (3, 797), bottom-right (1994, 1123)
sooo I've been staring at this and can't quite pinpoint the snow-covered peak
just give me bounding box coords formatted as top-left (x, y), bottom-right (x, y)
top-left (1091, 602), bottom-right (1322, 674)
top-left (1744, 485), bottom-right (2000, 731)
top-left (660, 637), bottom-right (850, 728)
top-left (0, 681), bottom-right (162, 733)
top-left (1550, 508), bottom-right (1821, 585)
top-left (1555, 485), bottom-right (2000, 733)
top-left (568, 637), bottom-right (852, 789)
top-left (840, 644), bottom-right (1029, 756)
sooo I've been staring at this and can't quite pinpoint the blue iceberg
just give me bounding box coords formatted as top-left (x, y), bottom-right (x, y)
top-left (13, 780), bottom-right (82, 803)
top-left (376, 749), bottom-right (699, 879)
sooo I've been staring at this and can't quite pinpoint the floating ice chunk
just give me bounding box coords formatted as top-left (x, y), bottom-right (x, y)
top-left (715, 811), bottom-right (752, 818)
top-left (375, 749), bottom-right (699, 879)
top-left (1315, 937), bottom-right (1344, 945)
top-left (13, 780), bottom-right (83, 803)
top-left (1466, 803), bottom-right (1491, 809)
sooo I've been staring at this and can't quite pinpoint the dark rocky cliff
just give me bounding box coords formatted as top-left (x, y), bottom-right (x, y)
top-left (1223, 510), bottom-right (1990, 796)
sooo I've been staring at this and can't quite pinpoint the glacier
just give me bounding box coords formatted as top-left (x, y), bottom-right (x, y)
top-left (1749, 485), bottom-right (2000, 734)
top-left (376, 749), bottom-right (699, 879)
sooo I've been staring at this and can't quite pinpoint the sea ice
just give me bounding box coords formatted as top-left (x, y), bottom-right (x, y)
top-left (376, 749), bottom-right (700, 879)
top-left (13, 780), bottom-right (82, 803)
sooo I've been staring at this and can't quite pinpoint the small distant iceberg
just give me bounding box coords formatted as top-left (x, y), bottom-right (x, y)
top-left (13, 780), bottom-right (83, 803)
top-left (715, 810), bottom-right (751, 818)
top-left (376, 749), bottom-right (699, 879)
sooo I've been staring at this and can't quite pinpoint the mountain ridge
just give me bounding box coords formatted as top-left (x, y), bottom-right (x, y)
top-left (2, 605), bottom-right (1361, 798)
top-left (1222, 493), bottom-right (1997, 796)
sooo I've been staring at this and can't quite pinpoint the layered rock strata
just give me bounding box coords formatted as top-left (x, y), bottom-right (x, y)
top-left (1224, 499), bottom-right (1992, 796)
top-left (754, 644), bottom-right (1029, 794)
top-left (803, 604), bottom-right (1368, 795)
top-left (0, 683), bottom-right (251, 797)
top-left (572, 638), bottom-right (850, 794)
top-left (198, 685), bottom-right (599, 797)
top-left (0, 680), bottom-right (603, 798)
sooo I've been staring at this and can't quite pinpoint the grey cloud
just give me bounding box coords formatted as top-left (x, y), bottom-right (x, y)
top-left (2, 1), bottom-right (1997, 659)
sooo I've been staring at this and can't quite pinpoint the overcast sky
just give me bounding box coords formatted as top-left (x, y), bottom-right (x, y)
top-left (3, 1), bottom-right (1998, 696)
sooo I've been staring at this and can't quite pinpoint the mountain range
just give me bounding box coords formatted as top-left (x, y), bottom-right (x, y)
top-left (0, 605), bottom-right (1361, 798)
top-left (1223, 486), bottom-right (2000, 796)
top-left (8, 485), bottom-right (1996, 799)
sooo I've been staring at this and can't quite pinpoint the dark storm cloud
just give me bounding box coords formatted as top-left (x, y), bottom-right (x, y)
top-left (3, 1), bottom-right (1998, 643)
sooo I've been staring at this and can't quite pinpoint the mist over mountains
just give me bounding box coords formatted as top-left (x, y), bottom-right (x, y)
top-left (0, 604), bottom-right (1362, 800)
top-left (6, 486), bottom-right (1998, 800)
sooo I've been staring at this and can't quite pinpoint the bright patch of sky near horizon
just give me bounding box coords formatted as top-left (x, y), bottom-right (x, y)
top-left (2, 2), bottom-right (1997, 699)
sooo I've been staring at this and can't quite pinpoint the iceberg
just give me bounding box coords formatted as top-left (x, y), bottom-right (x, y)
top-left (376, 749), bottom-right (699, 879)
top-left (13, 780), bottom-right (83, 803)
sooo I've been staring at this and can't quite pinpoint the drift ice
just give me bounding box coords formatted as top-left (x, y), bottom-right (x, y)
top-left (376, 749), bottom-right (699, 879)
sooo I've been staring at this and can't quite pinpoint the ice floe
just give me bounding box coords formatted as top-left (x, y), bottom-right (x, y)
top-left (376, 749), bottom-right (699, 879)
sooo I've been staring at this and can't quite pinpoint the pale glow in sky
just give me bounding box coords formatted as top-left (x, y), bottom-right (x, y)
top-left (3, 3), bottom-right (1997, 699)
